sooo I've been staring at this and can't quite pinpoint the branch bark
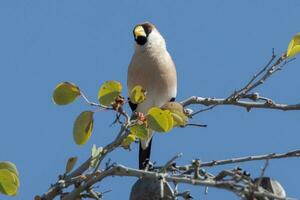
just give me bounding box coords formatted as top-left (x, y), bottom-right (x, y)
top-left (39, 149), bottom-right (299, 200)
top-left (181, 96), bottom-right (300, 111)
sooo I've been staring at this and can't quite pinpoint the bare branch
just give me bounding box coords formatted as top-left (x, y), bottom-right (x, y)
top-left (80, 91), bottom-right (105, 108)
top-left (254, 159), bottom-right (270, 190)
top-left (227, 52), bottom-right (277, 100)
top-left (181, 51), bottom-right (298, 115)
top-left (160, 153), bottom-right (183, 173)
top-left (181, 96), bottom-right (300, 112)
top-left (242, 49), bottom-right (276, 91)
top-left (40, 149), bottom-right (300, 200)
top-left (175, 149), bottom-right (300, 171)
top-left (61, 165), bottom-right (291, 200)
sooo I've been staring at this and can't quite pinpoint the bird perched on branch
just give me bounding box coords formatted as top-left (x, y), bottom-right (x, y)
top-left (127, 22), bottom-right (177, 169)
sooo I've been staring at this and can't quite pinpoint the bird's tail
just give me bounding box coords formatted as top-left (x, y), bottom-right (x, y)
top-left (139, 138), bottom-right (153, 169)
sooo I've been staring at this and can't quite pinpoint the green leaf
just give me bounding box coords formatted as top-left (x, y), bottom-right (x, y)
top-left (0, 162), bottom-right (19, 177)
top-left (146, 107), bottom-right (174, 133)
top-left (65, 157), bottom-right (77, 174)
top-left (287, 33), bottom-right (300, 58)
top-left (130, 85), bottom-right (146, 104)
top-left (0, 169), bottom-right (19, 196)
top-left (121, 134), bottom-right (136, 149)
top-left (73, 111), bottom-right (94, 145)
top-left (130, 124), bottom-right (148, 140)
top-left (52, 82), bottom-right (81, 105)
top-left (98, 81), bottom-right (122, 106)
top-left (90, 145), bottom-right (103, 168)
top-left (161, 102), bottom-right (188, 127)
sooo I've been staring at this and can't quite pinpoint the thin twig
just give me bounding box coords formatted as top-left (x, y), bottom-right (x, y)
top-left (228, 51), bottom-right (277, 100)
top-left (254, 159), bottom-right (270, 190)
top-left (80, 91), bottom-right (103, 108)
top-left (184, 123), bottom-right (207, 128)
top-left (160, 153), bottom-right (183, 173)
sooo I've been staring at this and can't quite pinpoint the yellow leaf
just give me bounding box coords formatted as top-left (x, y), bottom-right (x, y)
top-left (165, 110), bottom-right (174, 129)
top-left (287, 33), bottom-right (300, 58)
top-left (65, 157), bottom-right (77, 174)
top-left (161, 102), bottom-right (184, 113)
top-left (130, 124), bottom-right (148, 140)
top-left (171, 111), bottom-right (188, 127)
top-left (52, 82), bottom-right (81, 105)
top-left (161, 102), bottom-right (188, 127)
top-left (98, 81), bottom-right (122, 106)
top-left (146, 107), bottom-right (173, 133)
top-left (0, 169), bottom-right (19, 196)
top-left (121, 134), bottom-right (136, 149)
top-left (73, 111), bottom-right (94, 145)
top-left (0, 162), bottom-right (19, 177)
top-left (130, 85), bottom-right (146, 104)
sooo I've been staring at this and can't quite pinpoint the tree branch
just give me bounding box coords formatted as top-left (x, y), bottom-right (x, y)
top-left (181, 51), bottom-right (298, 115)
top-left (61, 164), bottom-right (291, 200)
top-left (181, 96), bottom-right (300, 112)
top-left (39, 149), bottom-right (299, 200)
top-left (154, 149), bottom-right (300, 172)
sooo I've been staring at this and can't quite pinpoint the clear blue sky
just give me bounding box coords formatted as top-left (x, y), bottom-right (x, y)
top-left (0, 1), bottom-right (299, 199)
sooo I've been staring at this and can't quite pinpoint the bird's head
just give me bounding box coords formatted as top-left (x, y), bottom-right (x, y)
top-left (133, 22), bottom-right (166, 50)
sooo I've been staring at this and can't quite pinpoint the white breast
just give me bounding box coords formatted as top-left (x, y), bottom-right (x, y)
top-left (127, 48), bottom-right (177, 114)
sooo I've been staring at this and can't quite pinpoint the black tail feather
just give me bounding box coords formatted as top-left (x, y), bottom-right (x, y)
top-left (139, 138), bottom-right (152, 169)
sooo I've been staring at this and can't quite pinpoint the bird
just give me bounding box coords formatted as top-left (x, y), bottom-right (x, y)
top-left (127, 22), bottom-right (177, 169)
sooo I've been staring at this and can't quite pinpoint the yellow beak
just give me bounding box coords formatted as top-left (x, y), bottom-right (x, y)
top-left (134, 25), bottom-right (146, 39)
